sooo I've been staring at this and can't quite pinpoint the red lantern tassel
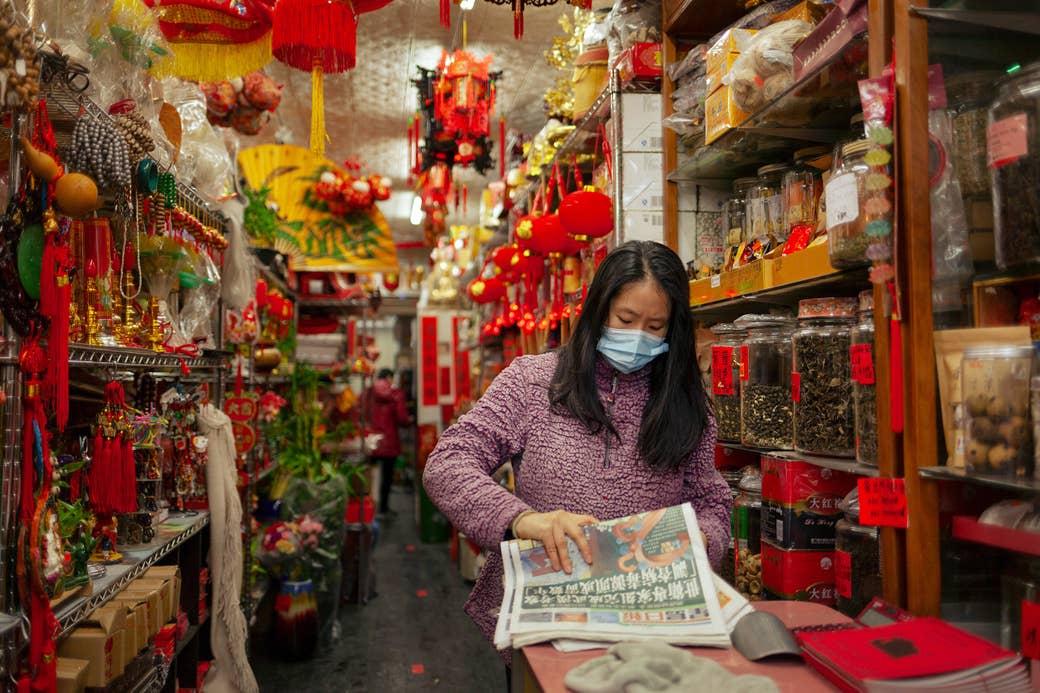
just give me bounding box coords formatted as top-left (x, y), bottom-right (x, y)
top-left (407, 118), bottom-right (414, 173)
top-left (463, 185), bottom-right (468, 215)
top-left (122, 436), bottom-right (137, 513)
top-left (499, 116), bottom-right (506, 180)
top-left (441, 0), bottom-right (450, 27)
top-left (48, 244), bottom-right (71, 432)
top-left (513, 0), bottom-right (523, 38)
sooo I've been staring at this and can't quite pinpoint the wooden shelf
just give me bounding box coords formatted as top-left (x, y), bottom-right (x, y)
top-left (919, 466), bottom-right (1040, 495)
top-left (689, 267), bottom-right (869, 322)
top-left (665, 0), bottom-right (745, 38)
top-left (913, 7), bottom-right (1040, 37)
top-left (951, 515), bottom-right (1040, 558)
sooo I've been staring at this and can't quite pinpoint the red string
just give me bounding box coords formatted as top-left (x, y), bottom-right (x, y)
top-left (440, 0), bottom-right (450, 27)
top-left (572, 155), bottom-right (583, 188)
top-left (499, 116), bottom-right (507, 180)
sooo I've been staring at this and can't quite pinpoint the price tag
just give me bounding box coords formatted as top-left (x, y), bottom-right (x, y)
top-left (712, 346), bottom-right (734, 396)
top-left (792, 372), bottom-right (801, 403)
top-left (850, 343), bottom-right (875, 385)
top-left (740, 345), bottom-right (749, 381)
top-left (835, 549), bottom-right (852, 599)
top-left (858, 478), bottom-right (909, 528)
top-left (1023, 600), bottom-right (1040, 659)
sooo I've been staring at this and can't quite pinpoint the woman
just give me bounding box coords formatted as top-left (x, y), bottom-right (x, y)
top-left (423, 240), bottom-right (731, 661)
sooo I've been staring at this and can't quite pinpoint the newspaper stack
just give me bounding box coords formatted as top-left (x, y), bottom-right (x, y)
top-left (495, 503), bottom-right (753, 650)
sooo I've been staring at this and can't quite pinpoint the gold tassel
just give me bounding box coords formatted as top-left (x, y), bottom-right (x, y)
top-left (150, 33), bottom-right (273, 82)
top-left (311, 59), bottom-right (326, 156)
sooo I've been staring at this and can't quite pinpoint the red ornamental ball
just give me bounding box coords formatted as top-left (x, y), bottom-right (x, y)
top-left (558, 188), bottom-right (613, 239)
top-left (514, 214), bottom-right (540, 252)
top-left (533, 214), bottom-right (585, 256)
top-left (516, 251), bottom-right (545, 283)
top-left (467, 276), bottom-right (506, 304)
top-left (490, 244), bottom-right (521, 274)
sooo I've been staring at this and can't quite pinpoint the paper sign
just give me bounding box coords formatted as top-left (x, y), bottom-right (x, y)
top-left (851, 343), bottom-right (876, 385)
top-left (1023, 600), bottom-right (1040, 659)
top-left (858, 478), bottom-right (909, 528)
top-left (792, 372), bottom-right (801, 403)
top-left (988, 113), bottom-right (1028, 169)
top-left (712, 346), bottom-right (734, 396)
top-left (739, 345), bottom-right (749, 381)
top-left (421, 316), bottom-right (438, 406)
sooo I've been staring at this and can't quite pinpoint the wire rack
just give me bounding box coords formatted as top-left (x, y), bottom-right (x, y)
top-left (67, 345), bottom-right (231, 371)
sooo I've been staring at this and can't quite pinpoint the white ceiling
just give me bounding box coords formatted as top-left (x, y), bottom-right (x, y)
top-left (239, 0), bottom-right (575, 254)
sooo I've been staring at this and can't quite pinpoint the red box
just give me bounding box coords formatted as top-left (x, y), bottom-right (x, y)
top-left (617, 42), bottom-right (662, 83)
top-left (760, 455), bottom-right (857, 506)
top-left (762, 541), bottom-right (836, 605)
top-left (714, 445), bottom-right (758, 470)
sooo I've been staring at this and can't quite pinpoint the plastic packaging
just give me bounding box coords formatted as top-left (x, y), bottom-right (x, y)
top-left (782, 146), bottom-right (828, 250)
top-left (162, 79), bottom-right (234, 202)
top-left (962, 345), bottom-right (1034, 479)
top-left (793, 297), bottom-right (857, 458)
top-left (724, 20), bottom-right (814, 114)
top-left (218, 196), bottom-right (256, 311)
top-left (928, 108), bottom-right (973, 286)
top-left (608, 0), bottom-right (662, 53)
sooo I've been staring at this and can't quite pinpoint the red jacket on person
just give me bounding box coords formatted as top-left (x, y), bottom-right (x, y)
top-left (364, 378), bottom-right (411, 458)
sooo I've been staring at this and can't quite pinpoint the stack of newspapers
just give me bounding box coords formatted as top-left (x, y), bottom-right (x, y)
top-left (494, 503), bottom-right (753, 650)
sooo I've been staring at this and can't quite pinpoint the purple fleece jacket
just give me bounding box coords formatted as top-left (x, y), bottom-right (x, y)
top-left (422, 351), bottom-right (731, 656)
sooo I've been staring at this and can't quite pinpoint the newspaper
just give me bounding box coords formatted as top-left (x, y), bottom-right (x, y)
top-left (495, 503), bottom-right (746, 650)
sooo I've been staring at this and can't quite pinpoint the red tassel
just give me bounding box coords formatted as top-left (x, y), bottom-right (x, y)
top-left (440, 0), bottom-right (450, 27)
top-left (47, 244), bottom-right (71, 431)
top-left (499, 116), bottom-right (506, 180)
top-left (122, 437), bottom-right (137, 513)
top-left (272, 0), bottom-right (359, 72)
top-left (407, 118), bottom-right (414, 173)
top-left (462, 185), bottom-right (468, 215)
top-left (514, 2), bottom-right (523, 39)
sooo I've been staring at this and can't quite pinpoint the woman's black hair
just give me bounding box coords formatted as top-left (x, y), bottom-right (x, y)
top-left (548, 240), bottom-right (711, 472)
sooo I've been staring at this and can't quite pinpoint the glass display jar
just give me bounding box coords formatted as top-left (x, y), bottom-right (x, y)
top-left (782, 146), bottom-right (829, 242)
top-left (989, 62), bottom-right (1040, 270)
top-left (746, 164), bottom-right (790, 242)
top-left (723, 177), bottom-right (758, 266)
top-left (962, 345), bottom-right (1034, 478)
top-left (851, 290), bottom-right (877, 466)
top-left (793, 297), bottom-right (857, 457)
top-left (826, 139), bottom-right (873, 269)
top-left (710, 323), bottom-right (746, 442)
top-left (948, 72), bottom-right (998, 199)
top-left (835, 488), bottom-right (881, 618)
top-left (719, 467), bottom-right (745, 586)
top-left (734, 467), bottom-right (762, 601)
top-left (735, 314), bottom-right (795, 450)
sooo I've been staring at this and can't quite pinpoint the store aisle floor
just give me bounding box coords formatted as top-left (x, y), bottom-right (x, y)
top-left (250, 486), bottom-right (505, 692)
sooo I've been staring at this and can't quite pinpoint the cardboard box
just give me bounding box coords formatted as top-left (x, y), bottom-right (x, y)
top-left (119, 587), bottom-right (162, 636)
top-left (617, 42), bottom-right (662, 84)
top-left (621, 152), bottom-right (664, 212)
top-left (134, 576), bottom-right (175, 622)
top-left (58, 628), bottom-right (121, 687)
top-left (146, 565), bottom-right (183, 617)
top-left (761, 455), bottom-right (859, 505)
top-left (111, 597), bottom-right (148, 653)
top-left (767, 240), bottom-right (835, 287)
top-left (707, 28), bottom-right (756, 75)
top-left (720, 260), bottom-right (770, 298)
top-left (620, 93), bottom-right (664, 152)
top-left (689, 275), bottom-right (726, 306)
top-left (623, 212), bottom-right (666, 244)
top-left (705, 86), bottom-right (752, 144)
top-left (770, 0), bottom-right (830, 26)
top-left (56, 657), bottom-right (89, 693)
top-left (706, 53), bottom-right (740, 95)
top-left (761, 541), bottom-right (836, 605)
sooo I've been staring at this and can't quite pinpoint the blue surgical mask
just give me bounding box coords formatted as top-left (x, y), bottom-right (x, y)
top-left (596, 326), bottom-right (669, 374)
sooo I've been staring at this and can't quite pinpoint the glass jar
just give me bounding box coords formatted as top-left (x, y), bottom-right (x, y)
top-left (719, 467), bottom-right (745, 586)
top-left (735, 314), bottom-right (795, 450)
top-left (793, 297), bottom-right (857, 457)
top-left (963, 345), bottom-right (1034, 478)
top-left (746, 163), bottom-right (790, 242)
top-left (948, 72), bottom-right (998, 199)
top-left (989, 62), bottom-right (1040, 270)
top-left (782, 146), bottom-right (829, 242)
top-left (826, 140), bottom-right (873, 269)
top-left (1001, 559), bottom-right (1040, 653)
top-left (723, 177), bottom-right (758, 267)
top-left (835, 488), bottom-right (881, 618)
top-left (851, 290), bottom-right (877, 466)
top-left (734, 467), bottom-right (763, 601)
top-left (710, 323), bottom-right (746, 443)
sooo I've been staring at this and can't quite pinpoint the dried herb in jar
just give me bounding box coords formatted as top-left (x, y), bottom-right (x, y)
top-left (742, 384), bottom-right (793, 449)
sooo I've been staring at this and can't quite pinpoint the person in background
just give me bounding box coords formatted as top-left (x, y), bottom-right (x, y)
top-left (365, 368), bottom-right (413, 517)
top-left (423, 240), bottom-right (730, 667)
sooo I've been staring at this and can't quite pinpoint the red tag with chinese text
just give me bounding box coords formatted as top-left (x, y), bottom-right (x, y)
top-left (792, 372), bottom-right (801, 403)
top-left (712, 346), bottom-right (734, 396)
top-left (835, 549), bottom-right (852, 598)
top-left (858, 478), bottom-right (909, 528)
top-left (851, 343), bottom-right (875, 385)
top-left (740, 345), bottom-right (749, 381)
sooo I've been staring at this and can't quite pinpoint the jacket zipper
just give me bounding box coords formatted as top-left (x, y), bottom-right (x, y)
top-left (604, 374), bottom-right (618, 468)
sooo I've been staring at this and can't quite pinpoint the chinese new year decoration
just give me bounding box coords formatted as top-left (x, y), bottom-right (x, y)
top-left (439, 0), bottom-right (591, 39)
top-left (313, 163), bottom-right (392, 216)
top-left (201, 70), bottom-right (284, 136)
top-left (272, 0), bottom-right (395, 155)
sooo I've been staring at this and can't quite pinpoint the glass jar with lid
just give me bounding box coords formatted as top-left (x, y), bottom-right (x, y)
top-left (826, 139), bottom-right (873, 269)
top-left (735, 314), bottom-right (795, 450)
top-left (746, 163), bottom-right (791, 243)
top-left (734, 466), bottom-right (763, 601)
top-left (835, 488), bottom-right (881, 618)
top-left (719, 466), bottom-right (744, 586)
top-left (989, 62), bottom-right (1040, 270)
top-left (793, 297), bottom-right (857, 457)
top-left (710, 322), bottom-right (746, 443)
top-left (723, 177), bottom-right (758, 266)
top-left (782, 146), bottom-right (830, 245)
top-left (852, 290), bottom-right (878, 466)
top-left (962, 344), bottom-right (1034, 478)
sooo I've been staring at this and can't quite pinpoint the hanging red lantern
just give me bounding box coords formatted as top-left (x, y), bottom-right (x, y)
top-left (558, 186), bottom-right (613, 240)
top-left (490, 244), bottom-right (521, 276)
top-left (467, 276), bottom-right (506, 304)
top-left (516, 250), bottom-right (545, 283)
top-left (383, 272), bottom-right (400, 292)
top-left (514, 214), bottom-right (542, 252)
top-left (531, 214), bottom-right (585, 257)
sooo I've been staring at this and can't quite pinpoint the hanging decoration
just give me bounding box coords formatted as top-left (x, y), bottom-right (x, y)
top-left (86, 381), bottom-right (139, 519)
top-left (272, 0), bottom-right (395, 155)
top-left (415, 162), bottom-right (453, 247)
top-left (413, 50), bottom-right (499, 176)
top-left (201, 70), bottom-right (284, 136)
top-left (142, 0), bottom-right (275, 82)
top-left (439, 0), bottom-right (591, 39)
top-left (313, 163), bottom-right (392, 215)
top-left (239, 144), bottom-right (399, 271)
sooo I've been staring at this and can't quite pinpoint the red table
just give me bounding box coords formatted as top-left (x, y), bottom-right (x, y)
top-left (512, 601), bottom-right (851, 692)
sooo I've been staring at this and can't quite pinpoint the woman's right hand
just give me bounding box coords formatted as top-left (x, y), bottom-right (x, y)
top-left (513, 510), bottom-right (599, 574)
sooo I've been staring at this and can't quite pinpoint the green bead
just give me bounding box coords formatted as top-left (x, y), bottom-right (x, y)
top-left (17, 223), bottom-right (44, 300)
top-left (866, 219), bottom-right (892, 237)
